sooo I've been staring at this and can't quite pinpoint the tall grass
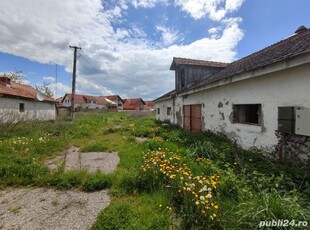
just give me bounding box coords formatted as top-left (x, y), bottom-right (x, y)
top-left (1, 112), bottom-right (309, 229)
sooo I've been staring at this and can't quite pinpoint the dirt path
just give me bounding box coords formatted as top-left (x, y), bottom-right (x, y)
top-left (0, 147), bottom-right (119, 230)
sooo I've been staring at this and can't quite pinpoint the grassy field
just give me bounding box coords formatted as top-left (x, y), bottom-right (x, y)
top-left (0, 111), bottom-right (309, 229)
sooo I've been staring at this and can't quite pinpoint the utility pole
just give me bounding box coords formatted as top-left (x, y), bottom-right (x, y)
top-left (69, 45), bottom-right (81, 119)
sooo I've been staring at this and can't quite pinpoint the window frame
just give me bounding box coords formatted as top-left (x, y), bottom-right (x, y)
top-left (167, 107), bottom-right (172, 115)
top-left (232, 104), bottom-right (262, 125)
top-left (19, 103), bottom-right (25, 113)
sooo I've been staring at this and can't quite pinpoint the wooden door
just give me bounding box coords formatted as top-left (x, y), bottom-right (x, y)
top-left (191, 104), bottom-right (202, 132)
top-left (183, 104), bottom-right (202, 132)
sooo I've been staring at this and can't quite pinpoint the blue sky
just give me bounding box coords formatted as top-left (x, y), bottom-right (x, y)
top-left (0, 0), bottom-right (309, 100)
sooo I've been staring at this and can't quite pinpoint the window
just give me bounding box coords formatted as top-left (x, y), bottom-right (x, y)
top-left (180, 68), bottom-right (185, 88)
top-left (233, 104), bottom-right (261, 125)
top-left (19, 103), bottom-right (25, 112)
top-left (167, 107), bottom-right (172, 115)
top-left (157, 108), bottom-right (160, 115)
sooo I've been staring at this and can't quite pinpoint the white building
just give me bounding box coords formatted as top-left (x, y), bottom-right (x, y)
top-left (61, 93), bottom-right (117, 110)
top-left (0, 77), bottom-right (56, 123)
top-left (155, 26), bottom-right (310, 160)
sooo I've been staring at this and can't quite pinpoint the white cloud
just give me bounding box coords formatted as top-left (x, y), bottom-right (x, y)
top-left (43, 76), bottom-right (56, 82)
top-left (175, 0), bottom-right (244, 21)
top-left (156, 25), bottom-right (181, 46)
top-left (225, 0), bottom-right (244, 12)
top-left (48, 82), bottom-right (72, 98)
top-left (131, 0), bottom-right (168, 8)
top-left (0, 0), bottom-right (245, 100)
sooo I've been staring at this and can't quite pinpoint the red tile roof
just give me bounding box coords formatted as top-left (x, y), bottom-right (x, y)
top-left (123, 98), bottom-right (145, 110)
top-left (144, 101), bottom-right (155, 106)
top-left (0, 78), bottom-right (55, 102)
top-left (63, 93), bottom-right (87, 104)
top-left (105, 95), bottom-right (124, 103)
top-left (62, 93), bottom-right (119, 106)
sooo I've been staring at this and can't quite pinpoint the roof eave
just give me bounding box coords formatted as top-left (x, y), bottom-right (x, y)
top-left (180, 52), bottom-right (310, 96)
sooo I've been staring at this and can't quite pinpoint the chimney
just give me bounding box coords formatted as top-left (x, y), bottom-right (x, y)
top-left (295, 25), bottom-right (308, 34)
top-left (0, 77), bottom-right (11, 87)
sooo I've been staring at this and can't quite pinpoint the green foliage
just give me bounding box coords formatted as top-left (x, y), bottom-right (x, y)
top-left (1, 112), bottom-right (309, 230)
top-left (187, 140), bottom-right (220, 160)
top-left (82, 172), bottom-right (111, 191)
top-left (92, 203), bottom-right (138, 230)
top-left (80, 142), bottom-right (108, 152)
top-left (234, 190), bottom-right (309, 229)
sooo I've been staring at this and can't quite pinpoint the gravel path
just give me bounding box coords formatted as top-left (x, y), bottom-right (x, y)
top-left (0, 147), bottom-right (120, 230)
top-left (0, 188), bottom-right (110, 230)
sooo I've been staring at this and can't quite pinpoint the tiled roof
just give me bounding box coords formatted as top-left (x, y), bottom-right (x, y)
top-left (154, 89), bottom-right (176, 102)
top-left (170, 57), bottom-right (229, 70)
top-left (105, 95), bottom-right (124, 103)
top-left (123, 98), bottom-right (145, 110)
top-left (64, 94), bottom-right (87, 104)
top-left (144, 101), bottom-right (155, 106)
top-left (0, 79), bottom-right (55, 102)
top-left (63, 93), bottom-right (121, 106)
top-left (189, 27), bottom-right (310, 91)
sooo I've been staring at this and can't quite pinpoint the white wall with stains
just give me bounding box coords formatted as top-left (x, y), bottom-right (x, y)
top-left (156, 63), bottom-right (310, 151)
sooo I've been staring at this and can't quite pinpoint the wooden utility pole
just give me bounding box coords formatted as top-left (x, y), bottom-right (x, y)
top-left (69, 45), bottom-right (81, 118)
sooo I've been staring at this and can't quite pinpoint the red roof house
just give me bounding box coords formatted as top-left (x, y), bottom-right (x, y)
top-left (123, 98), bottom-right (145, 110)
top-left (0, 77), bottom-right (56, 123)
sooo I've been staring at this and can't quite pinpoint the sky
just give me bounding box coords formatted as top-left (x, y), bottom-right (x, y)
top-left (0, 0), bottom-right (309, 100)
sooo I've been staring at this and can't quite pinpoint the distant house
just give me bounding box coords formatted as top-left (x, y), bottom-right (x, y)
top-left (104, 95), bottom-right (124, 110)
top-left (123, 98), bottom-right (145, 110)
top-left (155, 26), bottom-right (310, 159)
top-left (144, 101), bottom-right (155, 111)
top-left (0, 77), bottom-right (56, 123)
top-left (61, 93), bottom-right (117, 110)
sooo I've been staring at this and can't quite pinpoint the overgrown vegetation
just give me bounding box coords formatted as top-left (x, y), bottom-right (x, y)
top-left (0, 111), bottom-right (309, 229)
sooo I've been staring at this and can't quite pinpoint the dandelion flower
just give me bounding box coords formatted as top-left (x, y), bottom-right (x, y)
top-left (195, 201), bottom-right (199, 205)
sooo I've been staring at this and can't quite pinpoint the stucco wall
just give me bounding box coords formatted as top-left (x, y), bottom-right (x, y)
top-left (156, 64), bottom-right (310, 151)
top-left (155, 99), bottom-right (174, 123)
top-left (0, 97), bottom-right (56, 123)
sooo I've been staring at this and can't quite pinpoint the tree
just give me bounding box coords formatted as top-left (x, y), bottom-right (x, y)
top-left (0, 71), bottom-right (25, 83)
top-left (35, 82), bottom-right (54, 98)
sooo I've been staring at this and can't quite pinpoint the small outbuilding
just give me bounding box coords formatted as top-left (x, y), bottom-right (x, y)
top-left (0, 77), bottom-right (56, 123)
